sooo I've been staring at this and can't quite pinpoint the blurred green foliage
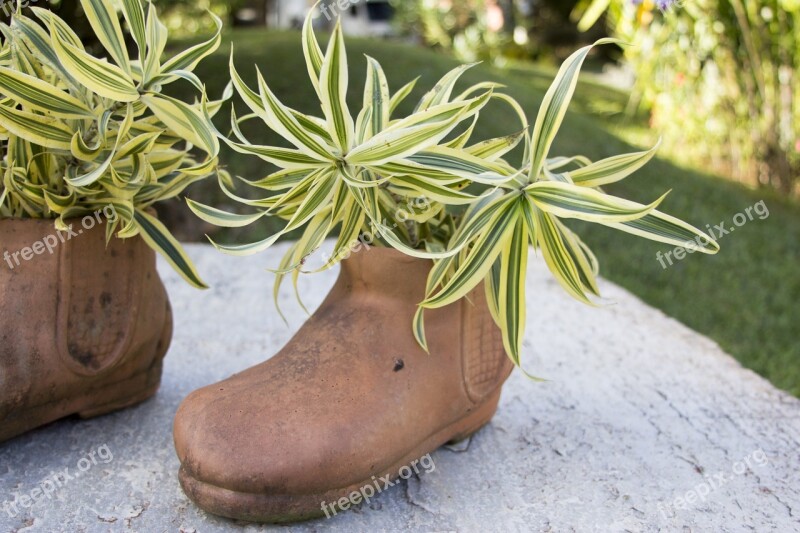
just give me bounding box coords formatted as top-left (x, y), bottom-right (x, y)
top-left (155, 0), bottom-right (249, 35)
top-left (390, 0), bottom-right (594, 64)
top-left (391, 0), bottom-right (519, 63)
top-left (1, 0), bottom-right (249, 39)
top-left (576, 0), bottom-right (800, 196)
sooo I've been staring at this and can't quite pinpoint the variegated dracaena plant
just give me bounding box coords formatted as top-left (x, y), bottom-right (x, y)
top-left (188, 10), bottom-right (528, 309)
top-left (413, 41), bottom-right (721, 371)
top-left (0, 0), bottom-right (225, 288)
top-left (190, 12), bottom-right (719, 371)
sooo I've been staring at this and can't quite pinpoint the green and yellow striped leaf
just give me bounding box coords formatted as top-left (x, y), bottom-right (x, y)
top-left (484, 258), bottom-right (502, 326)
top-left (80, 0), bottom-right (132, 75)
top-left (43, 189), bottom-right (76, 213)
top-left (364, 56), bottom-right (390, 139)
top-left (283, 169), bottom-right (337, 234)
top-left (291, 110), bottom-right (332, 142)
top-left (528, 38), bottom-right (618, 181)
top-left (374, 221), bottom-right (462, 260)
top-left (387, 94), bottom-right (489, 134)
top-left (68, 106), bottom-right (132, 187)
top-left (347, 121), bottom-right (461, 166)
top-left (569, 141), bottom-right (661, 188)
top-left (389, 77), bottom-right (419, 114)
top-left (142, 94), bottom-right (219, 156)
top-left (527, 180), bottom-right (667, 223)
top-left (498, 213), bottom-right (529, 364)
top-left (224, 137), bottom-right (326, 168)
top-left (0, 67), bottom-right (94, 118)
top-left (244, 168), bottom-right (311, 191)
top-left (388, 174), bottom-right (476, 205)
top-left (603, 210), bottom-right (720, 254)
top-left (67, 149), bottom-right (116, 187)
top-left (407, 146), bottom-right (516, 184)
top-left (211, 231), bottom-right (285, 257)
top-left (143, 2), bottom-right (168, 82)
top-left (133, 209), bottom-right (207, 289)
top-left (347, 96), bottom-right (491, 165)
top-left (186, 198), bottom-right (266, 228)
top-left (531, 204), bottom-right (593, 304)
top-left (31, 7), bottom-right (84, 48)
top-left (120, 0), bottom-right (147, 60)
top-left (49, 21), bottom-right (139, 102)
top-left (115, 131), bottom-right (162, 160)
top-left (0, 104), bottom-right (73, 149)
top-left (302, 6), bottom-right (324, 95)
top-left (422, 199), bottom-right (518, 309)
top-left (283, 209), bottom-right (334, 313)
top-left (10, 15), bottom-right (79, 87)
top-left (465, 130), bottom-right (525, 161)
top-left (319, 21), bottom-right (353, 151)
top-left (416, 63), bottom-right (477, 111)
top-left (445, 115), bottom-right (479, 149)
top-left (448, 192), bottom-right (512, 251)
top-left (161, 12), bottom-right (222, 74)
top-left (255, 68), bottom-right (333, 161)
top-left (412, 305), bottom-right (429, 354)
top-left (320, 206), bottom-right (365, 271)
top-left (547, 155), bottom-right (593, 171)
top-left (557, 219), bottom-right (601, 296)
top-left (375, 159), bottom-right (463, 184)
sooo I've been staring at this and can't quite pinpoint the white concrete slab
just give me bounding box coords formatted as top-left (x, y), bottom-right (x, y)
top-left (1, 242), bottom-right (798, 532)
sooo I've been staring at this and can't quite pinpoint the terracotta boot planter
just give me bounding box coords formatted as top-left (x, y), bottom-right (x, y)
top-left (173, 247), bottom-right (513, 523)
top-left (0, 218), bottom-right (173, 443)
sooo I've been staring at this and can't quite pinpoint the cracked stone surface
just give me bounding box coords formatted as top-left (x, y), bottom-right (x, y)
top-left (1, 242), bottom-right (799, 532)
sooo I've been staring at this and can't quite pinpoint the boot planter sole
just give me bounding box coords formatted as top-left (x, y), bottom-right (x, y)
top-left (0, 353), bottom-right (166, 441)
top-left (178, 389), bottom-right (502, 523)
top-left (0, 218), bottom-right (174, 443)
top-left (174, 248), bottom-right (513, 524)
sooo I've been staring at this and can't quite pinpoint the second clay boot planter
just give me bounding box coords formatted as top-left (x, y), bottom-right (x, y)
top-left (0, 218), bottom-right (173, 443)
top-left (173, 246), bottom-right (514, 522)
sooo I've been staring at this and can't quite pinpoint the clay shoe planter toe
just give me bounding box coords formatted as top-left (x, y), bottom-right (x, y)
top-left (173, 248), bottom-right (513, 523)
top-left (0, 219), bottom-right (173, 443)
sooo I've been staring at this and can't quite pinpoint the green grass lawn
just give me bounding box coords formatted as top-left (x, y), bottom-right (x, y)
top-left (177, 29), bottom-right (800, 396)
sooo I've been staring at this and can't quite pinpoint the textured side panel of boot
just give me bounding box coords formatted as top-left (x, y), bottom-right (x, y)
top-left (57, 225), bottom-right (144, 375)
top-left (462, 285), bottom-right (515, 404)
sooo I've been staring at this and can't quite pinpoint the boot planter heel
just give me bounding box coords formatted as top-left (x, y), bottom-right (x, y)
top-left (445, 389), bottom-right (504, 445)
top-left (0, 218), bottom-right (173, 443)
top-left (173, 247), bottom-right (513, 523)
